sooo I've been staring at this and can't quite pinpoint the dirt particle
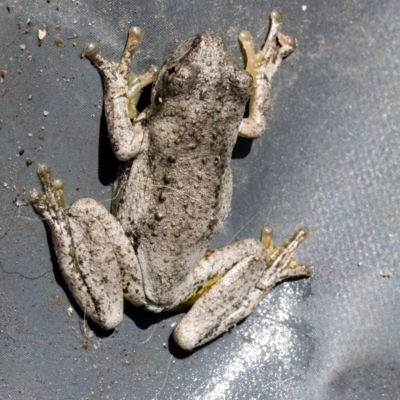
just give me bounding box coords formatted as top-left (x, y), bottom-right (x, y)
top-left (54, 33), bottom-right (63, 47)
top-left (380, 269), bottom-right (391, 278)
top-left (38, 28), bottom-right (47, 45)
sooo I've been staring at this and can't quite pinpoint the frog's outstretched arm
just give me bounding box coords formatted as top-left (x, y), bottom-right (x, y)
top-left (238, 9), bottom-right (297, 139)
top-left (82, 27), bottom-right (158, 161)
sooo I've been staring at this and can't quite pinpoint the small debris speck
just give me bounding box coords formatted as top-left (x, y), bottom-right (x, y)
top-left (302, 5), bottom-right (307, 11)
top-left (14, 199), bottom-right (26, 207)
top-left (54, 33), bottom-right (63, 47)
top-left (1, 70), bottom-right (6, 78)
top-left (38, 29), bottom-right (47, 44)
top-left (380, 269), bottom-right (391, 278)
top-left (43, 110), bottom-right (49, 116)
top-left (20, 44), bottom-right (26, 50)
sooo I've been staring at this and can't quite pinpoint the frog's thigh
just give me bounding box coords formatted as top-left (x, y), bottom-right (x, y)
top-left (30, 165), bottom-right (146, 329)
top-left (173, 239), bottom-right (268, 351)
top-left (67, 199), bottom-right (146, 328)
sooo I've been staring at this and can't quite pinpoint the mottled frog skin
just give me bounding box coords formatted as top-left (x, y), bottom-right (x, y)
top-left (30, 10), bottom-right (312, 351)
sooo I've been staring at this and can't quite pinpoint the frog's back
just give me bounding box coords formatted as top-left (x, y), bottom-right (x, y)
top-left (128, 33), bottom-right (252, 305)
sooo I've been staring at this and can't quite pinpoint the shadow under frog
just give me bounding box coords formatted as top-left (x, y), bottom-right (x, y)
top-left (29, 10), bottom-right (312, 351)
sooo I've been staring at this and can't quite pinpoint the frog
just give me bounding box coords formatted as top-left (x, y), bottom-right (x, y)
top-left (29, 10), bottom-right (312, 351)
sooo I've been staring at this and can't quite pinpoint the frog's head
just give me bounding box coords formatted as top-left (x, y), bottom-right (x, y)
top-left (151, 33), bottom-right (252, 110)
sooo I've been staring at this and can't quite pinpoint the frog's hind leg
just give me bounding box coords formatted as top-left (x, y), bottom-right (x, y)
top-left (82, 27), bottom-right (158, 161)
top-left (29, 164), bottom-right (145, 330)
top-left (173, 227), bottom-right (312, 351)
top-left (238, 9), bottom-right (297, 139)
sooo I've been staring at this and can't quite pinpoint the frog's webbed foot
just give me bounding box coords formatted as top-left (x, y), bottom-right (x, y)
top-left (173, 226), bottom-right (311, 351)
top-left (256, 226), bottom-right (312, 290)
top-left (30, 165), bottom-right (145, 330)
top-left (82, 27), bottom-right (158, 160)
top-left (238, 9), bottom-right (296, 139)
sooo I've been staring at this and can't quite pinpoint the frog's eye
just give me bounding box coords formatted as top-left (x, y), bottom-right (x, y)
top-left (151, 61), bottom-right (198, 108)
top-left (160, 63), bottom-right (198, 97)
top-left (165, 63), bottom-right (198, 93)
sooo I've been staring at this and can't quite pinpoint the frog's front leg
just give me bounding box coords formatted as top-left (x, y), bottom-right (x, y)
top-left (239, 9), bottom-right (297, 139)
top-left (82, 27), bottom-right (158, 161)
top-left (29, 165), bottom-right (146, 329)
top-left (173, 227), bottom-right (312, 351)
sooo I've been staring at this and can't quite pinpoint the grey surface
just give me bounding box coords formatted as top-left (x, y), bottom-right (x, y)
top-left (1, 0), bottom-right (399, 399)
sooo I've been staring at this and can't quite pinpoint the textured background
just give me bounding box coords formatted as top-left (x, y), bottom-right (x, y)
top-left (1, 0), bottom-right (400, 399)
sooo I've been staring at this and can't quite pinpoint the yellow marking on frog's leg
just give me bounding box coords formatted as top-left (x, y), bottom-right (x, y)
top-left (256, 226), bottom-right (312, 291)
top-left (173, 248), bottom-right (233, 311)
top-left (260, 226), bottom-right (274, 254)
top-left (126, 65), bottom-right (159, 119)
top-left (238, 10), bottom-right (297, 139)
top-left (177, 273), bottom-right (225, 310)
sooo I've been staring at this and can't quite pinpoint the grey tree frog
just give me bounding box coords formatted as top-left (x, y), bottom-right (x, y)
top-left (29, 10), bottom-right (312, 351)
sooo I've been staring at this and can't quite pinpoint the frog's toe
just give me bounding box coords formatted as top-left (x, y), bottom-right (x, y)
top-left (281, 34), bottom-right (297, 50)
top-left (277, 33), bottom-right (297, 58)
top-left (270, 9), bottom-right (282, 22)
top-left (127, 26), bottom-right (144, 47)
top-left (81, 42), bottom-right (100, 60)
top-left (29, 164), bottom-right (68, 224)
top-left (263, 9), bottom-right (283, 47)
top-left (28, 189), bottom-right (46, 214)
